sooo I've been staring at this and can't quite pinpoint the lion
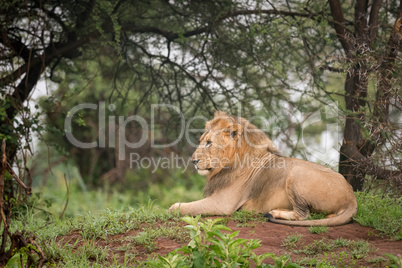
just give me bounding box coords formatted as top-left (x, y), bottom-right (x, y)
top-left (169, 111), bottom-right (358, 226)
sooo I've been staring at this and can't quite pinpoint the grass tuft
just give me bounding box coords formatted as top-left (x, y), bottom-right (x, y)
top-left (281, 233), bottom-right (302, 249)
top-left (309, 225), bottom-right (329, 234)
top-left (230, 210), bottom-right (266, 227)
top-left (354, 192), bottom-right (402, 240)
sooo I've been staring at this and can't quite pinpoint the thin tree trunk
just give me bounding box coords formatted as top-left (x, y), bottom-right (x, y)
top-left (339, 66), bottom-right (369, 191)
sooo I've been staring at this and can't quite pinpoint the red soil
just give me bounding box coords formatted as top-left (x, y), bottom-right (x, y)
top-left (57, 219), bottom-right (402, 267)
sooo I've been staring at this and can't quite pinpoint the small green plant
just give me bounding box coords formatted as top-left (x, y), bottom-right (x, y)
top-left (332, 238), bottom-right (351, 247)
top-left (81, 240), bottom-right (109, 262)
top-left (384, 253), bottom-right (402, 268)
top-left (350, 240), bottom-right (371, 259)
top-left (294, 238), bottom-right (334, 256)
top-left (309, 226), bottom-right (329, 234)
top-left (231, 210), bottom-right (266, 227)
top-left (129, 222), bottom-right (191, 252)
top-left (282, 233), bottom-right (302, 249)
top-left (323, 251), bottom-right (358, 267)
top-left (148, 215), bottom-right (302, 267)
top-left (367, 256), bottom-right (387, 265)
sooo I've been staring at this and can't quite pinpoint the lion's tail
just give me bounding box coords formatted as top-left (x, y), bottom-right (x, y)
top-left (265, 204), bottom-right (358, 227)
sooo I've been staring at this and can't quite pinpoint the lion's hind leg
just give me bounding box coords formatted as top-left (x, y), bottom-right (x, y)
top-left (269, 186), bottom-right (310, 221)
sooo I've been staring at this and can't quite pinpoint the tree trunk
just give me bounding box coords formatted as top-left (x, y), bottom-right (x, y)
top-left (339, 67), bottom-right (369, 191)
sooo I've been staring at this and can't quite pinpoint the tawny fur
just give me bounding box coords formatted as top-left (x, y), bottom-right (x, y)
top-left (169, 111), bottom-right (357, 226)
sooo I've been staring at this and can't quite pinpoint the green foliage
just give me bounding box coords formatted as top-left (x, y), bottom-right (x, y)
top-left (230, 210), bottom-right (267, 227)
top-left (281, 233), bottom-right (302, 249)
top-left (354, 192), bottom-right (402, 240)
top-left (129, 223), bottom-right (190, 252)
top-left (148, 216), bottom-right (302, 268)
top-left (294, 238), bottom-right (375, 260)
top-left (6, 194), bottom-right (402, 267)
top-left (308, 226), bottom-right (329, 234)
top-left (305, 213), bottom-right (329, 234)
top-left (294, 238), bottom-right (335, 256)
top-left (332, 238), bottom-right (351, 248)
top-left (308, 212), bottom-right (327, 220)
top-left (72, 203), bottom-right (181, 240)
top-left (122, 168), bottom-right (205, 208)
top-left (293, 237), bottom-right (378, 267)
top-left (384, 253), bottom-right (402, 268)
top-left (11, 203), bottom-right (185, 266)
top-left (5, 244), bottom-right (40, 268)
top-left (301, 251), bottom-right (359, 267)
top-left (33, 167), bottom-right (204, 217)
top-left (366, 256), bottom-right (388, 265)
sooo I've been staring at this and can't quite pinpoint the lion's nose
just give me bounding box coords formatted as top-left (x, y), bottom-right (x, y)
top-left (191, 159), bottom-right (200, 165)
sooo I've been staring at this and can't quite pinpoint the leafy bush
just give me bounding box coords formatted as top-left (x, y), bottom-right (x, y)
top-left (147, 216), bottom-right (301, 268)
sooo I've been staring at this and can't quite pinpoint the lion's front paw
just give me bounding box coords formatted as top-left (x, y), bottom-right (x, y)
top-left (169, 202), bottom-right (181, 213)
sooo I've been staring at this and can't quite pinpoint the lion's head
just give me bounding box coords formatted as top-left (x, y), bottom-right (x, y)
top-left (191, 111), bottom-right (278, 178)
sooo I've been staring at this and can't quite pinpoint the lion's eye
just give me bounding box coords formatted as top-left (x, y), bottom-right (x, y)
top-left (206, 141), bottom-right (212, 147)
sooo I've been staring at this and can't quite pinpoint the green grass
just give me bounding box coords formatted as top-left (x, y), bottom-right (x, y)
top-left (230, 210), bottom-right (267, 227)
top-left (282, 233), bottom-right (302, 249)
top-left (128, 223), bottom-right (190, 252)
top-left (27, 167), bottom-right (205, 218)
top-left (294, 238), bottom-right (376, 267)
top-left (354, 192), bottom-right (402, 240)
top-left (5, 179), bottom-right (402, 267)
top-left (294, 238), bottom-right (375, 258)
top-left (308, 212), bottom-right (328, 220)
top-left (306, 213), bottom-right (330, 234)
top-left (309, 225), bottom-right (329, 234)
top-left (7, 201), bottom-right (186, 267)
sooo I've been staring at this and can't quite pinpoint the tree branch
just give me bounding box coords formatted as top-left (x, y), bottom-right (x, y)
top-left (328, 0), bottom-right (352, 53)
top-left (372, 14), bottom-right (402, 141)
top-left (354, 0), bottom-right (368, 41)
top-left (126, 9), bottom-right (317, 42)
top-left (368, 0), bottom-right (382, 45)
top-left (0, 29), bottom-right (31, 62)
top-left (341, 143), bottom-right (402, 184)
top-left (3, 31), bottom-right (98, 120)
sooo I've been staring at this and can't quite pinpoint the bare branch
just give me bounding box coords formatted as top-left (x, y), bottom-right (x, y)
top-left (341, 143), bottom-right (402, 184)
top-left (319, 65), bottom-right (345, 72)
top-left (6, 163), bottom-right (31, 196)
top-left (59, 174), bottom-right (69, 219)
top-left (372, 15), bottom-right (402, 140)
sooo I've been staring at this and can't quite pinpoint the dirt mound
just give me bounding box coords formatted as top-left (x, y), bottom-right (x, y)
top-left (151, 220), bottom-right (402, 267)
top-left (227, 221), bottom-right (401, 266)
top-left (58, 219), bottom-right (402, 267)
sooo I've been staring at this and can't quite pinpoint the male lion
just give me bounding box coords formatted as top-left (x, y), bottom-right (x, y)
top-left (169, 111), bottom-right (357, 226)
